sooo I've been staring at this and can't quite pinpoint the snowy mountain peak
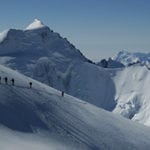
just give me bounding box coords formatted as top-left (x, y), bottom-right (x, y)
top-left (25, 19), bottom-right (46, 30)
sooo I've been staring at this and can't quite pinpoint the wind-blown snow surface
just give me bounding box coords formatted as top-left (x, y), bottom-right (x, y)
top-left (1, 65), bottom-right (150, 149)
top-left (110, 65), bottom-right (150, 126)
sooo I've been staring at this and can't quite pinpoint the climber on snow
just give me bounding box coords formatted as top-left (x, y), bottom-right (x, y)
top-left (29, 82), bottom-right (32, 88)
top-left (11, 78), bottom-right (15, 86)
top-left (61, 91), bottom-right (64, 97)
top-left (4, 77), bottom-right (8, 84)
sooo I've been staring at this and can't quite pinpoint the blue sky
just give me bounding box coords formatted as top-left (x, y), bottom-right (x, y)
top-left (0, 0), bottom-right (150, 60)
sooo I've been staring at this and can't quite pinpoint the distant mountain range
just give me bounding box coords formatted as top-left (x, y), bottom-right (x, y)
top-left (113, 50), bottom-right (150, 66)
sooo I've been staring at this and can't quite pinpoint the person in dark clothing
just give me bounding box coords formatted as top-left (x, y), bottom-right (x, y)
top-left (4, 77), bottom-right (8, 84)
top-left (11, 78), bottom-right (15, 86)
top-left (29, 82), bottom-right (32, 88)
top-left (61, 91), bottom-right (64, 97)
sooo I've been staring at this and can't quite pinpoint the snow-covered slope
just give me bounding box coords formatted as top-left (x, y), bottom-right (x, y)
top-left (0, 20), bottom-right (115, 110)
top-left (110, 65), bottom-right (150, 126)
top-left (113, 50), bottom-right (150, 66)
top-left (1, 65), bottom-right (150, 149)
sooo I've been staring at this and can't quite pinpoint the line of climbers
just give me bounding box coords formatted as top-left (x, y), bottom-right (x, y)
top-left (0, 76), bottom-right (65, 97)
top-left (0, 76), bottom-right (32, 88)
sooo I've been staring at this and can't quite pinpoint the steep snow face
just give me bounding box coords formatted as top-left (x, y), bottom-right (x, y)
top-left (111, 65), bottom-right (150, 126)
top-left (25, 19), bottom-right (46, 30)
top-left (0, 29), bottom-right (27, 55)
top-left (1, 65), bottom-right (150, 149)
top-left (113, 50), bottom-right (150, 65)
